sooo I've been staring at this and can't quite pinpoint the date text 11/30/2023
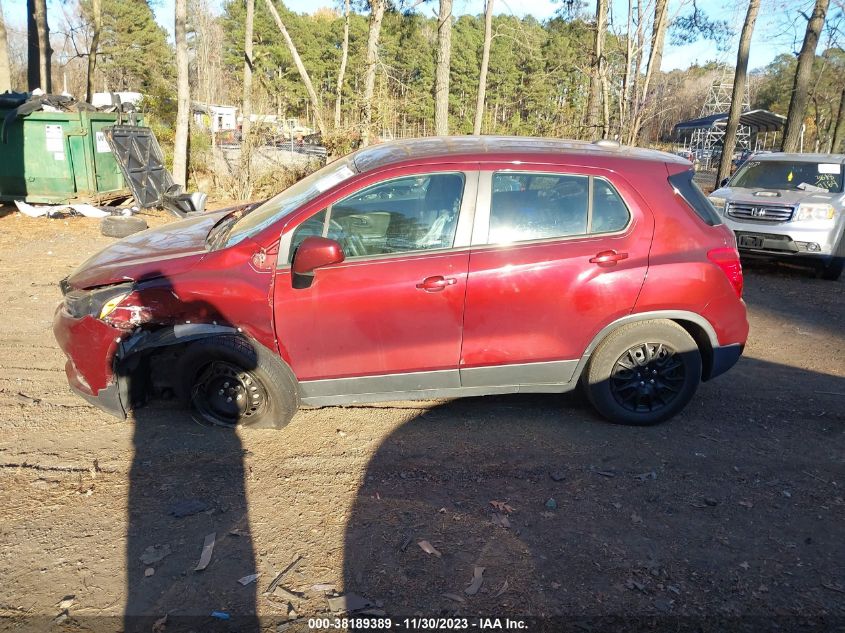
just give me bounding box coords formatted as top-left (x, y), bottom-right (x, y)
top-left (306, 617), bottom-right (528, 630)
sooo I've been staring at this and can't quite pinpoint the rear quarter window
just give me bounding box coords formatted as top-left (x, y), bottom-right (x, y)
top-left (668, 170), bottom-right (722, 226)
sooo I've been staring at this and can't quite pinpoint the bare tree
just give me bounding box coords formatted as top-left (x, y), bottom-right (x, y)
top-left (472, 0), bottom-right (493, 135)
top-left (0, 1), bottom-right (11, 92)
top-left (240, 0), bottom-right (255, 192)
top-left (361, 0), bottom-right (386, 146)
top-left (85, 0), bottom-right (101, 102)
top-left (263, 0), bottom-right (326, 137)
top-left (626, 0), bottom-right (668, 146)
top-left (173, 0), bottom-right (190, 188)
top-left (434, 0), bottom-right (453, 135)
top-left (26, 0), bottom-right (38, 90)
top-left (832, 85), bottom-right (845, 153)
top-left (33, 0), bottom-right (50, 91)
top-left (717, 0), bottom-right (761, 186)
top-left (782, 0), bottom-right (830, 152)
top-left (585, 0), bottom-right (608, 138)
top-left (334, 0), bottom-right (350, 129)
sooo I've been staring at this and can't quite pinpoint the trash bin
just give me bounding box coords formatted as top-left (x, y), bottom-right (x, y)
top-left (0, 109), bottom-right (144, 204)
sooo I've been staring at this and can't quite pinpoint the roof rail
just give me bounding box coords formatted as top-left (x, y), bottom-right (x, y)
top-left (592, 139), bottom-right (621, 148)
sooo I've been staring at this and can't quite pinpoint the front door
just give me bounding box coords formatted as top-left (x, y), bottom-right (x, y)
top-left (273, 170), bottom-right (478, 398)
top-left (460, 169), bottom-right (654, 387)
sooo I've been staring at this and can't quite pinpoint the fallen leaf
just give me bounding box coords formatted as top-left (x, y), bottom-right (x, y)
top-left (152, 614), bottom-right (167, 632)
top-left (238, 573), bottom-right (260, 586)
top-left (493, 579), bottom-right (509, 597)
top-left (194, 533), bottom-right (216, 571)
top-left (464, 566), bottom-right (485, 595)
top-left (418, 540), bottom-right (442, 558)
top-left (489, 500), bottom-right (514, 514)
top-left (443, 592), bottom-right (466, 603)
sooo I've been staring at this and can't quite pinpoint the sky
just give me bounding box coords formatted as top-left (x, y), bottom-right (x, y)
top-left (1, 0), bottom-right (829, 73)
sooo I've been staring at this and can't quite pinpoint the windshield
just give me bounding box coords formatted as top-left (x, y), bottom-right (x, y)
top-left (225, 158), bottom-right (358, 247)
top-left (730, 160), bottom-right (844, 193)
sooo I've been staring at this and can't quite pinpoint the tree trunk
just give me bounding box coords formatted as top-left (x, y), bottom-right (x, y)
top-left (832, 85), bottom-right (845, 153)
top-left (33, 0), bottom-right (50, 92)
top-left (626, 0), bottom-right (668, 146)
top-left (472, 0), bottom-right (493, 135)
top-left (619, 0), bottom-right (634, 137)
top-left (173, 0), bottom-right (190, 188)
top-left (717, 0), bottom-right (760, 186)
top-left (361, 0), bottom-right (386, 147)
top-left (263, 0), bottom-right (326, 137)
top-left (0, 1), bottom-right (11, 93)
top-left (240, 0), bottom-right (254, 190)
top-left (334, 0), bottom-right (350, 129)
top-left (585, 0), bottom-right (607, 138)
top-left (434, 0), bottom-right (453, 136)
top-left (781, 0), bottom-right (829, 152)
top-left (85, 0), bottom-right (101, 102)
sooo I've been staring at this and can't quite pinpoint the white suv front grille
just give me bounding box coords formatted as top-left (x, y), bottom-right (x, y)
top-left (726, 202), bottom-right (794, 222)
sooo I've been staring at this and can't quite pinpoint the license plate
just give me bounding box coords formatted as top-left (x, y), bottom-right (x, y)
top-left (738, 235), bottom-right (764, 248)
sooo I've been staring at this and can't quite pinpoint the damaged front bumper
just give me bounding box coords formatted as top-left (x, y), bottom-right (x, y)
top-left (53, 303), bottom-right (128, 418)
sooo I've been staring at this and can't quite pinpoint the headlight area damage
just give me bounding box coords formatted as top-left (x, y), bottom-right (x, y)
top-left (53, 277), bottom-right (238, 418)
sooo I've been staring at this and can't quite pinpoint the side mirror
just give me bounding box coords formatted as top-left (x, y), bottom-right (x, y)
top-left (720, 178), bottom-right (730, 188)
top-left (292, 236), bottom-right (345, 275)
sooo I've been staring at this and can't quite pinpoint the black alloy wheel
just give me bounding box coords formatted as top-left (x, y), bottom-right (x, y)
top-left (609, 342), bottom-right (685, 413)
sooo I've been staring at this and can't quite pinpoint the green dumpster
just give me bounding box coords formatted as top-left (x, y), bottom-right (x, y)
top-left (0, 110), bottom-right (144, 204)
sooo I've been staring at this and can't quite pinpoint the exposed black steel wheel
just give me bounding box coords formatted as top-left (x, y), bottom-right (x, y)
top-left (584, 320), bottom-right (701, 425)
top-left (177, 335), bottom-right (298, 429)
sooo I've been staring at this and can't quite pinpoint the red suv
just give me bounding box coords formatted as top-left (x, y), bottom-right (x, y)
top-left (54, 137), bottom-right (748, 427)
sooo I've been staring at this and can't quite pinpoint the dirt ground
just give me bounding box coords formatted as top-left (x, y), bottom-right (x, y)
top-left (0, 205), bottom-right (843, 632)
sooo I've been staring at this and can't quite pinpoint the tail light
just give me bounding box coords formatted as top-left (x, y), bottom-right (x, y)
top-left (708, 247), bottom-right (744, 298)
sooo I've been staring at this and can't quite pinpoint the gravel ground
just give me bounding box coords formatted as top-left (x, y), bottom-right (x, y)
top-left (0, 206), bottom-right (842, 632)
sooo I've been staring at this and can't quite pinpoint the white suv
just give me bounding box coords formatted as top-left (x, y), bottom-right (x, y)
top-left (708, 152), bottom-right (845, 280)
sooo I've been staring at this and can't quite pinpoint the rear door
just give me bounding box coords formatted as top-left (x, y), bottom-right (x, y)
top-left (460, 167), bottom-right (654, 388)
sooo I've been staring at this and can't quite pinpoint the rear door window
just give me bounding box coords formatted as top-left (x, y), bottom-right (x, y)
top-left (487, 172), bottom-right (630, 244)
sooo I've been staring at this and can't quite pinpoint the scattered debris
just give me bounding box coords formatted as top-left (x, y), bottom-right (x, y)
top-left (634, 470), bottom-right (657, 481)
top-left (654, 598), bottom-right (673, 613)
top-left (399, 536), bottom-right (413, 552)
top-left (443, 592), bottom-right (466, 603)
top-left (152, 614), bottom-right (167, 632)
top-left (549, 471), bottom-right (566, 482)
top-left (739, 562), bottom-right (750, 570)
top-left (310, 583), bottom-right (335, 592)
top-left (738, 500), bottom-right (754, 508)
top-left (336, 429), bottom-right (347, 437)
top-left (490, 512), bottom-right (511, 529)
top-left (490, 500), bottom-right (514, 513)
top-left (265, 555), bottom-right (303, 595)
top-left (56, 595), bottom-right (75, 610)
top-left (540, 511), bottom-right (555, 519)
top-left (194, 533), bottom-right (216, 571)
top-left (140, 544), bottom-right (171, 565)
top-left (464, 566), bottom-right (485, 595)
top-left (545, 498), bottom-right (558, 510)
top-left (703, 497), bottom-right (719, 507)
top-left (782, 490), bottom-right (792, 498)
top-left (144, 567), bottom-right (155, 577)
top-left (273, 586), bottom-right (304, 602)
top-left (551, 581), bottom-right (561, 589)
top-left (210, 611), bottom-right (230, 620)
top-left (14, 200), bottom-right (111, 219)
top-left (168, 499), bottom-right (209, 518)
top-left (326, 593), bottom-right (373, 613)
top-left (418, 540), bottom-right (442, 558)
top-left (631, 513), bottom-right (643, 524)
top-left (238, 573), bottom-right (260, 586)
top-left (821, 582), bottom-right (845, 594)
top-left (591, 468), bottom-right (617, 478)
top-left (493, 579), bottom-right (509, 598)
top-left (667, 585), bottom-right (681, 595)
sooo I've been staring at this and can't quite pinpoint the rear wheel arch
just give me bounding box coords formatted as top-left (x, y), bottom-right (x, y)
top-left (575, 311), bottom-right (717, 382)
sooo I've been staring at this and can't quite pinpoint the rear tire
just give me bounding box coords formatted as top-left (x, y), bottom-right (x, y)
top-left (176, 335), bottom-right (298, 429)
top-left (584, 320), bottom-right (701, 426)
